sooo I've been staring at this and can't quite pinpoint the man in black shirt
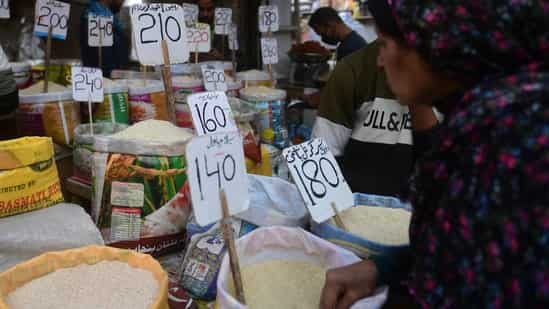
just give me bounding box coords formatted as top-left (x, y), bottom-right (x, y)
top-left (308, 7), bottom-right (367, 61)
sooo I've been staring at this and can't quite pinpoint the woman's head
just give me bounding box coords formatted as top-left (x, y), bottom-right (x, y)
top-left (369, 0), bottom-right (549, 105)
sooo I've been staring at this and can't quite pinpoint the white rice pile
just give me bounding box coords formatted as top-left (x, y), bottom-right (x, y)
top-left (20, 81), bottom-right (68, 95)
top-left (112, 119), bottom-right (193, 142)
top-left (231, 260), bottom-right (326, 309)
top-left (332, 206), bottom-right (411, 245)
top-left (6, 261), bottom-right (159, 309)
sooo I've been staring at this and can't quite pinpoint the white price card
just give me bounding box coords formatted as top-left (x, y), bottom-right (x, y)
top-left (182, 3), bottom-right (198, 27)
top-left (283, 138), bottom-right (354, 223)
top-left (201, 64), bottom-right (227, 92)
top-left (228, 24), bottom-right (238, 51)
top-left (130, 4), bottom-right (189, 65)
top-left (0, 0), bottom-right (9, 19)
top-left (187, 23), bottom-right (211, 53)
top-left (258, 5), bottom-right (279, 33)
top-left (188, 91), bottom-right (237, 136)
top-left (33, 0), bottom-right (71, 40)
top-left (214, 8), bottom-right (232, 35)
top-left (261, 37), bottom-right (278, 64)
top-left (88, 15), bottom-right (114, 47)
top-left (186, 132), bottom-right (250, 226)
top-left (71, 66), bottom-right (104, 103)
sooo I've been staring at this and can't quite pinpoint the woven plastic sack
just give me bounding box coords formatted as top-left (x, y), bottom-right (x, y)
top-left (216, 226), bottom-right (388, 309)
top-left (311, 193), bottom-right (412, 259)
top-left (0, 245), bottom-right (169, 309)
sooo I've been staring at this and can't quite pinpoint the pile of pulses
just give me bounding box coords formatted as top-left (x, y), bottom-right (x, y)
top-left (333, 206), bottom-right (411, 245)
top-left (232, 260), bottom-right (326, 309)
top-left (6, 261), bottom-right (159, 309)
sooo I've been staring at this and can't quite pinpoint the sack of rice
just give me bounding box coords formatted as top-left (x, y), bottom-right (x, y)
top-left (0, 245), bottom-right (168, 309)
top-left (311, 193), bottom-right (412, 273)
top-left (178, 217), bottom-right (257, 301)
top-left (17, 81), bottom-right (80, 146)
top-left (127, 80), bottom-right (167, 124)
top-left (216, 226), bottom-right (388, 309)
top-left (0, 137), bottom-right (64, 218)
top-left (73, 123), bottom-right (128, 182)
top-left (81, 79), bottom-right (130, 124)
top-left (92, 120), bottom-right (193, 256)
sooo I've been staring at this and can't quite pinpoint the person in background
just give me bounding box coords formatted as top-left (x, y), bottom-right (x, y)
top-left (193, 0), bottom-right (230, 61)
top-left (308, 7), bottom-right (367, 61)
top-left (80, 0), bottom-right (128, 77)
top-left (0, 44), bottom-right (18, 140)
top-left (321, 0), bottom-right (548, 308)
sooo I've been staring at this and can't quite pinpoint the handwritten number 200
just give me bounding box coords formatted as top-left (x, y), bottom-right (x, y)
top-left (139, 13), bottom-right (181, 44)
top-left (294, 158), bottom-right (339, 205)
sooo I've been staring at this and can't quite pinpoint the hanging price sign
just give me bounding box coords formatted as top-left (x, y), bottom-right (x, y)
top-left (261, 37), bottom-right (278, 64)
top-left (130, 4), bottom-right (189, 65)
top-left (258, 5), bottom-right (279, 33)
top-left (201, 65), bottom-right (227, 91)
top-left (186, 132), bottom-right (249, 226)
top-left (187, 22), bottom-right (211, 53)
top-left (283, 138), bottom-right (354, 223)
top-left (188, 91), bottom-right (237, 136)
top-left (182, 3), bottom-right (198, 27)
top-left (228, 24), bottom-right (238, 51)
top-left (0, 0), bottom-right (9, 19)
top-left (214, 7), bottom-right (232, 35)
top-left (71, 66), bottom-right (104, 102)
top-left (33, 0), bottom-right (71, 39)
top-left (88, 15), bottom-right (113, 47)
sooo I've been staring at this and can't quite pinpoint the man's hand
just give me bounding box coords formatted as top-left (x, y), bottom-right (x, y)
top-left (320, 260), bottom-right (378, 309)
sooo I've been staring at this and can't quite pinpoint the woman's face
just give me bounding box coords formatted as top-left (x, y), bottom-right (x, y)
top-left (376, 30), bottom-right (456, 106)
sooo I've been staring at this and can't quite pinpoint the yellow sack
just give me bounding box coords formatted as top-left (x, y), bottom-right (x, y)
top-left (0, 137), bottom-right (63, 217)
top-left (0, 245), bottom-right (169, 309)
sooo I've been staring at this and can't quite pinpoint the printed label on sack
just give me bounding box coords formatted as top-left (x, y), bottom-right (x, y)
top-left (110, 207), bottom-right (142, 241)
top-left (110, 181), bottom-right (144, 207)
top-left (184, 259), bottom-right (210, 281)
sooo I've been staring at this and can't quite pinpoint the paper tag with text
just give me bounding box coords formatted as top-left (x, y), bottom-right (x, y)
top-left (34, 0), bottom-right (71, 40)
top-left (259, 5), bottom-right (279, 33)
top-left (201, 65), bottom-right (227, 91)
top-left (283, 138), bottom-right (354, 223)
top-left (187, 22), bottom-right (211, 53)
top-left (88, 15), bottom-right (114, 47)
top-left (188, 91), bottom-right (237, 136)
top-left (214, 7), bottom-right (232, 35)
top-left (71, 66), bottom-right (104, 102)
top-left (228, 23), bottom-right (238, 51)
top-left (186, 132), bottom-right (249, 226)
top-left (261, 37), bottom-right (278, 64)
top-left (0, 0), bottom-right (10, 19)
top-left (182, 3), bottom-right (198, 27)
top-left (130, 3), bottom-right (189, 65)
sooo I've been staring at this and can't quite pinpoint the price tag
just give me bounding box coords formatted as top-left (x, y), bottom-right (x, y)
top-left (187, 22), bottom-right (211, 53)
top-left (214, 7), bottom-right (232, 35)
top-left (261, 37), bottom-right (278, 64)
top-left (186, 132), bottom-right (250, 226)
top-left (0, 0), bottom-right (9, 19)
top-left (88, 15), bottom-right (114, 47)
top-left (130, 4), bottom-right (189, 65)
top-left (258, 5), bottom-right (279, 33)
top-left (201, 65), bottom-right (227, 91)
top-left (228, 24), bottom-right (238, 51)
top-left (188, 91), bottom-right (237, 136)
top-left (283, 138), bottom-right (354, 223)
top-left (71, 66), bottom-right (104, 102)
top-left (33, 0), bottom-right (71, 40)
top-left (182, 3), bottom-right (198, 27)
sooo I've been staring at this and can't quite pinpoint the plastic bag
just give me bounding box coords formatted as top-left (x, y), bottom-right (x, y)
top-left (0, 245), bottom-right (169, 309)
top-left (0, 203), bottom-right (104, 272)
top-left (235, 175), bottom-right (309, 228)
top-left (216, 226), bottom-right (388, 309)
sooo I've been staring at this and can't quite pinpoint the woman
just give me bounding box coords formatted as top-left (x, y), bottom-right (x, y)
top-left (321, 0), bottom-right (548, 308)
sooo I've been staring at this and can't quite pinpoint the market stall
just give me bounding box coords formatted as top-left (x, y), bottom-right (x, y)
top-left (0, 1), bottom-right (411, 309)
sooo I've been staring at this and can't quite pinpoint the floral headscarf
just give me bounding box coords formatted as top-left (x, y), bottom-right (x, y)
top-left (370, 1), bottom-right (549, 308)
